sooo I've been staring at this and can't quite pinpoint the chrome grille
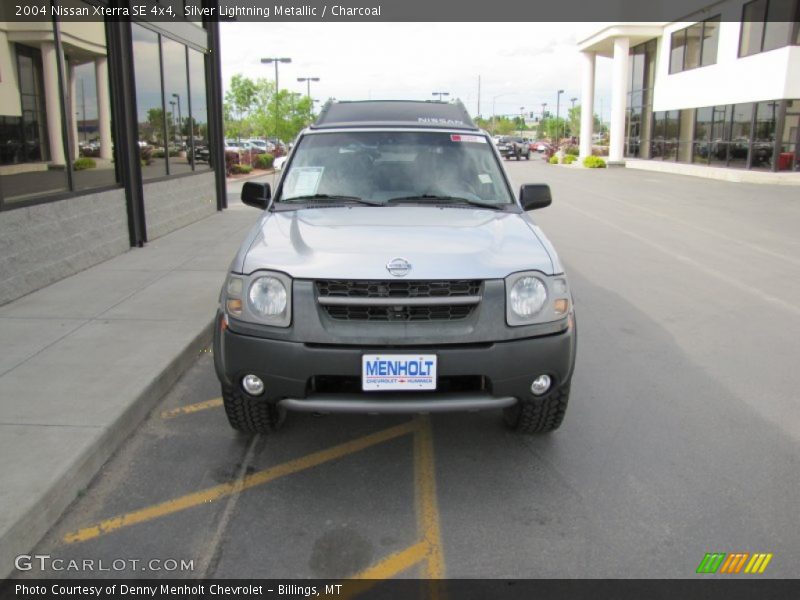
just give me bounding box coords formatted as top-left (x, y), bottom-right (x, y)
top-left (316, 279), bottom-right (482, 321)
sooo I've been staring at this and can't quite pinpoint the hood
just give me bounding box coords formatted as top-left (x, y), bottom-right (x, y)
top-left (237, 206), bottom-right (555, 279)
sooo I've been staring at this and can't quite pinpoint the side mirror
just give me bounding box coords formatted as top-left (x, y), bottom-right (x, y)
top-left (241, 182), bottom-right (271, 210)
top-left (519, 184), bottom-right (552, 211)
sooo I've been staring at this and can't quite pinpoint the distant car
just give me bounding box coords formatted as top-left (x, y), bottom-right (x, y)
top-left (191, 145), bottom-right (210, 162)
top-left (496, 136), bottom-right (531, 160)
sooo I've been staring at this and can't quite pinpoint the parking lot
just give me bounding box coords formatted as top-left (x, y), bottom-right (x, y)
top-left (19, 161), bottom-right (800, 581)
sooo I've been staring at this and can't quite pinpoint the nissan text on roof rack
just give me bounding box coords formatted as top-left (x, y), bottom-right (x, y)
top-left (213, 100), bottom-right (577, 434)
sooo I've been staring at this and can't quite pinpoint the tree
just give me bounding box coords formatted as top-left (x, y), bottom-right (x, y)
top-left (223, 73), bottom-right (318, 142)
top-left (566, 105), bottom-right (603, 139)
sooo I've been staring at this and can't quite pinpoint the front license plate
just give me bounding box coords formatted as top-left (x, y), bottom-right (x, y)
top-left (362, 354), bottom-right (437, 391)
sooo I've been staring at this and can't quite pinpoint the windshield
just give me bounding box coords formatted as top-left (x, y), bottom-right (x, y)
top-left (278, 131), bottom-right (515, 206)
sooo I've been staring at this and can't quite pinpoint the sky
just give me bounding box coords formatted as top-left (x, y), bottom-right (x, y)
top-left (219, 22), bottom-right (614, 122)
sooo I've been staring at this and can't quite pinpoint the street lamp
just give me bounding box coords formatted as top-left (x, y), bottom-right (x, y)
top-left (491, 93), bottom-right (515, 135)
top-left (540, 103), bottom-right (547, 139)
top-left (297, 77), bottom-right (320, 100)
top-left (297, 77), bottom-right (320, 123)
top-left (169, 99), bottom-right (177, 143)
top-left (171, 93), bottom-right (182, 147)
top-left (261, 57), bottom-right (292, 141)
top-left (432, 91), bottom-right (450, 101)
top-left (556, 89), bottom-right (564, 147)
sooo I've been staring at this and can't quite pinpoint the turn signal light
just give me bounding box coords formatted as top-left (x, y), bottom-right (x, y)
top-left (554, 299), bottom-right (569, 315)
top-left (226, 298), bottom-right (243, 316)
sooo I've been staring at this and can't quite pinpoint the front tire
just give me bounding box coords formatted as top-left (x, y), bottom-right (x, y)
top-left (222, 384), bottom-right (284, 433)
top-left (503, 384), bottom-right (570, 434)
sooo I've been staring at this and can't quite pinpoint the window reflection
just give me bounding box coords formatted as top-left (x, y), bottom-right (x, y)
top-left (162, 38), bottom-right (191, 174)
top-left (132, 24), bottom-right (166, 180)
top-left (188, 49), bottom-right (211, 171)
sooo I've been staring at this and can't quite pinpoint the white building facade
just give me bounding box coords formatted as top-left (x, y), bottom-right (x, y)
top-left (578, 0), bottom-right (800, 174)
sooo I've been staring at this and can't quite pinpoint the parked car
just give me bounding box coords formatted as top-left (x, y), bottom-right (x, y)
top-left (496, 136), bottom-right (531, 160)
top-left (213, 100), bottom-right (577, 435)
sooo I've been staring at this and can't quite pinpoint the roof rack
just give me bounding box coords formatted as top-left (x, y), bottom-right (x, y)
top-left (311, 99), bottom-right (479, 131)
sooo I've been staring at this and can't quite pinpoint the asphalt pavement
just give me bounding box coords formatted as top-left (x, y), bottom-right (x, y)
top-left (14, 160), bottom-right (800, 581)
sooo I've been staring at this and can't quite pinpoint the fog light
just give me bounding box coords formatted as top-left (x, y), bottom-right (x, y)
top-left (531, 374), bottom-right (551, 396)
top-left (242, 374), bottom-right (264, 396)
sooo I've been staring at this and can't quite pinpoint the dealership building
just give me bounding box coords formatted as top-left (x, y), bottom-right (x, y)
top-left (0, 2), bottom-right (226, 305)
top-left (577, 0), bottom-right (800, 179)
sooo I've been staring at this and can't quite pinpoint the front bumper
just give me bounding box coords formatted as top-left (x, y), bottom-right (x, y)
top-left (214, 311), bottom-right (577, 413)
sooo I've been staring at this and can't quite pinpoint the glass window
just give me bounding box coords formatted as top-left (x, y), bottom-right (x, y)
top-left (631, 46), bottom-right (645, 93)
top-left (763, 0), bottom-right (795, 52)
top-left (161, 38), bottom-right (191, 175)
top-left (701, 17), bottom-right (720, 66)
top-left (729, 103), bottom-right (754, 168)
top-left (670, 30), bottom-right (685, 73)
top-left (1, 42), bottom-right (68, 205)
top-left (751, 101), bottom-right (778, 169)
top-left (693, 107), bottom-right (712, 164)
top-left (132, 24), bottom-right (166, 180)
top-left (188, 49), bottom-right (211, 171)
top-left (685, 23), bottom-right (703, 70)
top-left (63, 17), bottom-right (117, 192)
top-left (740, 0), bottom-right (767, 56)
top-left (280, 131), bottom-right (514, 205)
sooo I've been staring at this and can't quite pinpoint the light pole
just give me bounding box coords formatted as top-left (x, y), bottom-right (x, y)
top-left (540, 103), bottom-right (547, 139)
top-left (171, 93), bottom-right (182, 146)
top-left (432, 91), bottom-right (450, 101)
top-left (491, 93), bottom-right (515, 135)
top-left (169, 99), bottom-right (177, 143)
top-left (297, 77), bottom-right (320, 101)
top-left (570, 97), bottom-right (577, 138)
top-left (555, 90), bottom-right (564, 147)
top-left (261, 57), bottom-right (292, 141)
top-left (297, 77), bottom-right (320, 123)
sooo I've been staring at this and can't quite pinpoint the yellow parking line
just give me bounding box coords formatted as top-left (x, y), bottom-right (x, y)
top-left (414, 415), bottom-right (445, 579)
top-left (332, 541), bottom-right (429, 599)
top-left (160, 398), bottom-right (223, 419)
top-left (63, 420), bottom-right (419, 544)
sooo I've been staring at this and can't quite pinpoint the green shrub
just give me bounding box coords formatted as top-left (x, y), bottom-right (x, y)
top-left (231, 164), bottom-right (252, 175)
top-left (561, 154), bottom-right (576, 165)
top-left (548, 155), bottom-right (559, 165)
top-left (254, 153), bottom-right (274, 169)
top-left (564, 145), bottom-right (579, 156)
top-left (73, 157), bottom-right (96, 170)
top-left (583, 155), bottom-right (607, 168)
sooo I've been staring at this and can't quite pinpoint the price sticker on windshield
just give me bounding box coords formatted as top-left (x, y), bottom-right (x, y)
top-left (450, 134), bottom-right (487, 143)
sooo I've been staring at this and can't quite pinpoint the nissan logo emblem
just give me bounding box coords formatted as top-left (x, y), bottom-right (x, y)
top-left (386, 257), bottom-right (412, 277)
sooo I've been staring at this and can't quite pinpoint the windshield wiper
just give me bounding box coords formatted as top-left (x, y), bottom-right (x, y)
top-left (386, 195), bottom-right (505, 210)
top-left (280, 194), bottom-right (383, 206)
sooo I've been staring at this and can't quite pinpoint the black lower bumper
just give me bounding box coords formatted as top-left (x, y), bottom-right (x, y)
top-left (214, 312), bottom-right (576, 408)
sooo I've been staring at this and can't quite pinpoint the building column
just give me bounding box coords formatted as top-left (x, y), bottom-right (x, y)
top-left (40, 41), bottom-right (66, 166)
top-left (69, 60), bottom-right (79, 159)
top-left (579, 51), bottom-right (596, 160)
top-left (95, 55), bottom-right (113, 160)
top-left (609, 36), bottom-right (630, 164)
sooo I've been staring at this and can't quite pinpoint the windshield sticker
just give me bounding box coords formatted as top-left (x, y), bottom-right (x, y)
top-left (450, 134), bottom-right (487, 143)
top-left (478, 173), bottom-right (493, 184)
top-left (284, 166), bottom-right (324, 197)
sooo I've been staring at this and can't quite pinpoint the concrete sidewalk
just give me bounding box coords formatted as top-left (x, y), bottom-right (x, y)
top-left (0, 189), bottom-right (260, 578)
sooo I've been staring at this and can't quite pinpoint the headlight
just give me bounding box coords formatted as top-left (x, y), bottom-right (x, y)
top-left (509, 276), bottom-right (547, 317)
top-left (506, 271), bottom-right (571, 326)
top-left (248, 276), bottom-right (287, 317)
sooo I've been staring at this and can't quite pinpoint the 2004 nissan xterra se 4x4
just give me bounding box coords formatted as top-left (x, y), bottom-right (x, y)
top-left (213, 100), bottom-right (576, 434)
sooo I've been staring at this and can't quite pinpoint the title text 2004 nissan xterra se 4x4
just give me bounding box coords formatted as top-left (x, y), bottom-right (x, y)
top-left (214, 100), bottom-right (576, 434)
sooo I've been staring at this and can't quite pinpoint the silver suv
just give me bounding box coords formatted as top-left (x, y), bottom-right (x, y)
top-left (213, 100), bottom-right (576, 434)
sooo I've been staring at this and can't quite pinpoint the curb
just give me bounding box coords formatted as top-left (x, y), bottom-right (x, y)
top-left (0, 320), bottom-right (214, 579)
